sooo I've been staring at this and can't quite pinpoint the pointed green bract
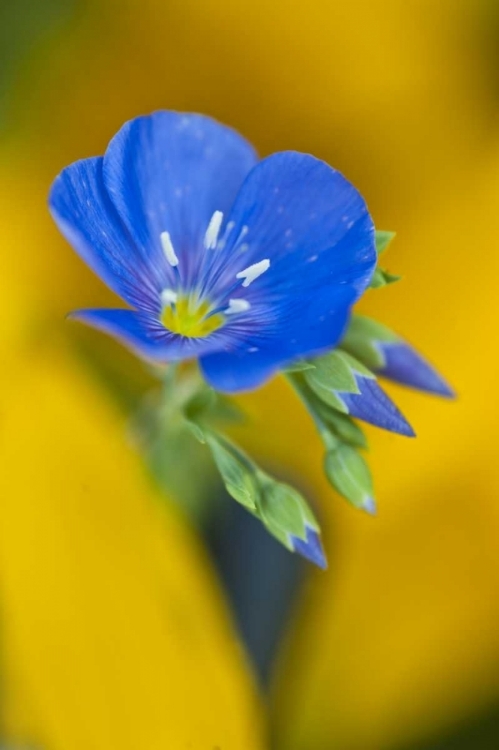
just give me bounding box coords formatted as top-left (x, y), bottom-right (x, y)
top-left (304, 350), bottom-right (375, 410)
top-left (304, 351), bottom-right (357, 410)
top-left (375, 230), bottom-right (396, 255)
top-left (324, 444), bottom-right (374, 509)
top-left (341, 314), bottom-right (399, 370)
top-left (370, 267), bottom-right (402, 288)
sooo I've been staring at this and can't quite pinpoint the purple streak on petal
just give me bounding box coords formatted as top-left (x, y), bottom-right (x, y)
top-left (290, 526), bottom-right (327, 570)
top-left (377, 341), bottom-right (454, 398)
top-left (340, 375), bottom-right (415, 437)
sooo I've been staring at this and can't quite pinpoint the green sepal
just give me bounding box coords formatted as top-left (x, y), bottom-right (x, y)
top-left (287, 372), bottom-right (368, 449)
top-left (370, 267), bottom-right (402, 289)
top-left (304, 350), bottom-right (375, 411)
top-left (257, 476), bottom-right (319, 547)
top-left (324, 443), bottom-right (374, 510)
top-left (204, 432), bottom-right (259, 511)
top-left (183, 387), bottom-right (244, 428)
top-left (183, 387), bottom-right (216, 424)
top-left (375, 230), bottom-right (396, 255)
top-left (341, 314), bottom-right (399, 370)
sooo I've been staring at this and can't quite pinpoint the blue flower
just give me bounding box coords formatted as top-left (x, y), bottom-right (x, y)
top-left (49, 111), bottom-right (376, 393)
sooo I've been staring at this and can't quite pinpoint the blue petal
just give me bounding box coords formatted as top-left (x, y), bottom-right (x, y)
top-left (340, 374), bottom-right (415, 436)
top-left (289, 526), bottom-right (327, 569)
top-left (208, 151), bottom-right (375, 306)
top-left (49, 158), bottom-right (159, 312)
top-left (200, 152), bottom-right (376, 392)
top-left (102, 111), bottom-right (258, 289)
top-left (376, 341), bottom-right (454, 397)
top-left (69, 309), bottom-right (225, 362)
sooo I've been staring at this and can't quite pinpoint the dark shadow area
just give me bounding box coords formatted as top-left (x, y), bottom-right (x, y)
top-left (206, 494), bottom-right (306, 688)
top-left (396, 702), bottom-right (499, 750)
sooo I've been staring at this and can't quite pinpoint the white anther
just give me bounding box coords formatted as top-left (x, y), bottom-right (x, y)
top-left (204, 210), bottom-right (224, 249)
top-left (161, 289), bottom-right (178, 306)
top-left (160, 231), bottom-right (179, 267)
top-left (236, 259), bottom-right (270, 287)
top-left (225, 298), bottom-right (251, 315)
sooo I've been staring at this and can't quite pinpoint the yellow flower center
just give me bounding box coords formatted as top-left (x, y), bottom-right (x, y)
top-left (161, 297), bottom-right (224, 338)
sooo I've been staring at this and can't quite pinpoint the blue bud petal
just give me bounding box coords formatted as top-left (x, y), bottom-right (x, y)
top-left (377, 341), bottom-right (454, 397)
top-left (340, 374), bottom-right (415, 437)
top-left (289, 526), bottom-right (327, 569)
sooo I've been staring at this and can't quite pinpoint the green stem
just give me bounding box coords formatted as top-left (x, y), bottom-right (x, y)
top-left (286, 372), bottom-right (339, 451)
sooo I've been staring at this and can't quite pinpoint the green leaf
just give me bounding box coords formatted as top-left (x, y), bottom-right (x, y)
top-left (375, 230), bottom-right (396, 255)
top-left (324, 444), bottom-right (374, 509)
top-left (370, 267), bottom-right (402, 289)
top-left (204, 433), bottom-right (259, 511)
top-left (341, 314), bottom-right (399, 370)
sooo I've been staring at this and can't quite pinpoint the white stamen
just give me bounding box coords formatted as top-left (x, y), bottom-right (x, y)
top-left (160, 231), bottom-right (179, 267)
top-left (217, 220), bottom-right (235, 250)
top-left (235, 225), bottom-right (249, 245)
top-left (204, 210), bottom-right (224, 249)
top-left (225, 298), bottom-right (251, 315)
top-left (161, 289), bottom-right (178, 306)
top-left (236, 259), bottom-right (270, 287)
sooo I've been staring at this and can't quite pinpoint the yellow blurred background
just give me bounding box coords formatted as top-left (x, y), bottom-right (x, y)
top-left (1, 0), bottom-right (499, 748)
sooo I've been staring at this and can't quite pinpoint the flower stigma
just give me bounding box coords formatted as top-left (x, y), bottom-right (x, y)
top-left (161, 296), bottom-right (224, 338)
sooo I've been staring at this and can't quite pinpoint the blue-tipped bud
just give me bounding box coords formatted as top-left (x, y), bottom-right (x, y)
top-left (340, 373), bottom-right (415, 436)
top-left (341, 315), bottom-right (454, 398)
top-left (305, 350), bottom-right (414, 437)
top-left (376, 341), bottom-right (454, 398)
top-left (290, 526), bottom-right (327, 569)
top-left (258, 479), bottom-right (327, 569)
